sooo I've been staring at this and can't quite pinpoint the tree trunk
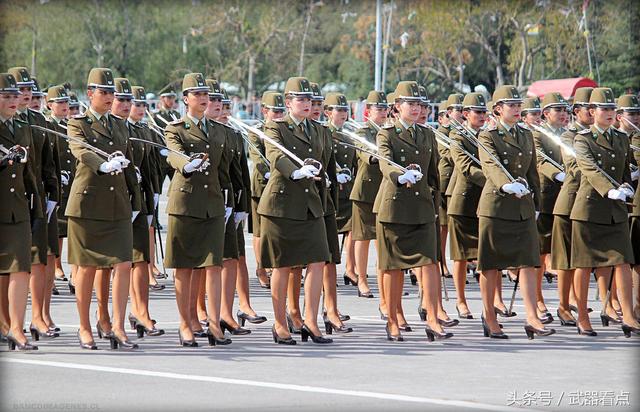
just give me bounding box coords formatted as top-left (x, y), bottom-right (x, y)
top-left (298, 0), bottom-right (314, 76)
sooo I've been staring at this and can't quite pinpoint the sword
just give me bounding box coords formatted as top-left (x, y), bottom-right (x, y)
top-left (621, 117), bottom-right (640, 140)
top-left (30, 124), bottom-right (118, 160)
top-left (216, 119), bottom-right (271, 167)
top-left (423, 123), bottom-right (482, 166)
top-left (0, 144), bottom-right (28, 164)
top-left (128, 137), bottom-right (209, 169)
top-left (508, 269), bottom-right (520, 315)
top-left (337, 128), bottom-right (378, 152)
top-left (517, 123), bottom-right (565, 172)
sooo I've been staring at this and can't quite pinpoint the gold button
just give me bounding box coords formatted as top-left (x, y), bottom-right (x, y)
top-left (109, 141), bottom-right (113, 145)
top-left (206, 145), bottom-right (210, 149)
top-left (67, 149), bottom-right (71, 153)
top-left (304, 188), bottom-right (309, 192)
top-left (205, 171), bottom-right (209, 175)
top-left (9, 188), bottom-right (15, 192)
top-left (415, 151), bottom-right (419, 154)
top-left (293, 146), bottom-right (296, 150)
top-left (109, 186), bottom-right (114, 191)
top-left (415, 191), bottom-right (419, 195)
top-left (204, 184), bottom-right (208, 188)
top-left (11, 174), bottom-right (16, 178)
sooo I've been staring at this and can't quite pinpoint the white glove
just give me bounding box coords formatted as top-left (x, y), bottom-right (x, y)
top-left (264, 172), bottom-right (270, 180)
top-left (153, 193), bottom-right (160, 209)
top-left (224, 207), bottom-right (233, 224)
top-left (60, 174), bottom-right (69, 186)
top-left (631, 170), bottom-right (640, 181)
top-left (291, 164), bottom-right (319, 180)
top-left (619, 184), bottom-right (634, 199)
top-left (159, 149), bottom-right (169, 157)
top-left (397, 169), bottom-right (423, 185)
top-left (554, 172), bottom-right (566, 183)
top-left (183, 158), bottom-right (209, 173)
top-left (607, 188), bottom-right (627, 201)
top-left (501, 182), bottom-right (528, 198)
top-left (111, 155), bottom-right (130, 169)
top-left (146, 215), bottom-right (153, 226)
top-left (325, 178), bottom-right (331, 188)
top-left (535, 211), bottom-right (540, 220)
top-left (337, 173), bottom-right (351, 184)
top-left (131, 210), bottom-right (140, 222)
top-left (135, 166), bottom-right (142, 183)
top-left (234, 211), bottom-right (248, 228)
top-left (46, 200), bottom-right (57, 223)
top-left (98, 159), bottom-right (123, 174)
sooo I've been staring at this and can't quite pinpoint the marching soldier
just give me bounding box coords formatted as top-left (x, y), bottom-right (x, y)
top-left (550, 87), bottom-right (594, 328)
top-left (0, 72), bottom-right (40, 350)
top-left (532, 92), bottom-right (570, 323)
top-left (476, 85), bottom-right (553, 340)
top-left (154, 84), bottom-right (181, 126)
top-left (521, 97), bottom-right (542, 127)
top-left (8, 66), bottom-right (60, 341)
top-left (29, 77), bottom-right (46, 111)
top-left (570, 87), bottom-right (639, 337)
top-left (67, 91), bottom-right (81, 117)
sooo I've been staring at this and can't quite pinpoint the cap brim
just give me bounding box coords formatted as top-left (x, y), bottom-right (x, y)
top-left (396, 95), bottom-right (422, 102)
top-left (521, 108), bottom-right (541, 113)
top-left (183, 86), bottom-right (210, 94)
top-left (495, 98), bottom-right (523, 104)
top-left (543, 103), bottom-right (569, 110)
top-left (114, 93), bottom-right (134, 98)
top-left (464, 105), bottom-right (487, 111)
top-left (326, 105), bottom-right (349, 109)
top-left (208, 92), bottom-right (224, 98)
top-left (160, 93), bottom-right (177, 97)
top-left (286, 91), bottom-right (313, 97)
top-left (88, 84), bottom-right (116, 91)
top-left (617, 107), bottom-right (640, 112)
top-left (311, 96), bottom-right (324, 101)
top-left (16, 81), bottom-right (35, 87)
top-left (0, 88), bottom-right (21, 95)
top-left (264, 105), bottom-right (285, 110)
top-left (48, 97), bottom-right (70, 102)
top-left (591, 102), bottom-right (616, 108)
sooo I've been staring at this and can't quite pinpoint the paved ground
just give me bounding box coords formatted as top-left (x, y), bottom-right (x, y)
top-left (1, 192), bottom-right (638, 412)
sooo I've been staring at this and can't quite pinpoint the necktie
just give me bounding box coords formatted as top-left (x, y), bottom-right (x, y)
top-left (300, 121), bottom-right (308, 137)
top-left (199, 120), bottom-right (206, 136)
top-left (19, 112), bottom-right (27, 122)
top-left (408, 126), bottom-right (415, 140)
top-left (5, 120), bottom-right (13, 135)
top-left (100, 116), bottom-right (108, 130)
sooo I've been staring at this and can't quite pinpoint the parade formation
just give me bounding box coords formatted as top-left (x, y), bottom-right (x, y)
top-left (2, 64), bottom-right (640, 352)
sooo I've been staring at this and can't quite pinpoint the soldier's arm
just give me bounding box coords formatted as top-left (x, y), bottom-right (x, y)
top-left (533, 132), bottom-right (561, 180)
top-left (141, 143), bottom-right (156, 214)
top-left (574, 134), bottom-right (615, 197)
top-left (327, 131), bottom-right (338, 208)
top-left (124, 141), bottom-right (142, 212)
top-left (632, 134), bottom-right (640, 166)
top-left (621, 133), bottom-right (633, 186)
top-left (437, 143), bottom-right (454, 188)
top-left (450, 131), bottom-right (485, 187)
top-left (24, 129), bottom-right (43, 218)
top-left (264, 122), bottom-right (298, 179)
top-left (248, 132), bottom-right (270, 178)
top-left (355, 127), bottom-right (378, 165)
top-left (427, 131), bottom-right (441, 208)
top-left (41, 131), bottom-right (60, 202)
top-left (525, 141), bottom-right (541, 211)
top-left (165, 124), bottom-right (191, 173)
top-left (377, 129), bottom-right (404, 185)
top-left (560, 132), bottom-right (579, 179)
top-left (67, 119), bottom-right (105, 174)
top-left (239, 138), bottom-right (251, 212)
top-left (477, 131), bottom-right (511, 189)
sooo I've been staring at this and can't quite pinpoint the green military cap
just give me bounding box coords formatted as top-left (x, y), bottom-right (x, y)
top-left (386, 92), bottom-right (397, 104)
top-left (521, 97), bottom-right (541, 113)
top-left (221, 88), bottom-right (231, 104)
top-left (205, 78), bottom-right (223, 98)
top-left (616, 94), bottom-right (640, 112)
top-left (445, 93), bottom-right (464, 109)
top-left (30, 76), bottom-right (45, 97)
top-left (46, 84), bottom-right (70, 102)
top-left (418, 86), bottom-right (430, 106)
top-left (572, 87), bottom-right (593, 106)
top-left (541, 92), bottom-right (569, 110)
top-left (114, 77), bottom-right (133, 98)
top-left (462, 92), bottom-right (487, 111)
top-left (492, 85), bottom-right (523, 104)
top-left (63, 82), bottom-right (72, 91)
top-left (284, 76), bottom-right (313, 97)
top-left (262, 91), bottom-right (285, 110)
top-left (0, 73), bottom-right (21, 94)
top-left (394, 81), bottom-right (421, 102)
top-left (87, 67), bottom-right (115, 91)
top-left (309, 82), bottom-right (324, 101)
top-left (181, 72), bottom-right (208, 95)
top-left (365, 90), bottom-right (388, 107)
top-left (589, 87), bottom-right (616, 108)
top-left (131, 86), bottom-right (146, 103)
top-left (68, 92), bottom-right (80, 108)
top-left (7, 66), bottom-right (34, 87)
top-left (324, 92), bottom-right (349, 109)
top-left (159, 84), bottom-right (177, 97)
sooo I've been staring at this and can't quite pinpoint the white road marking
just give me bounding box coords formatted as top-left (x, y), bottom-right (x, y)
top-left (2, 358), bottom-right (536, 411)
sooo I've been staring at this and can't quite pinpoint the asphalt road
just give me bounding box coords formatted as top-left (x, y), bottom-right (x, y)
top-left (1, 191), bottom-right (638, 412)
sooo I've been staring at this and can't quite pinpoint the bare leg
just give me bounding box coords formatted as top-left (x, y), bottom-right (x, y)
top-left (111, 261), bottom-right (132, 338)
top-left (220, 259), bottom-right (240, 328)
top-left (440, 224), bottom-right (450, 276)
top-left (205, 265), bottom-right (224, 338)
top-left (43, 254), bottom-right (56, 328)
top-left (174, 268), bottom-right (194, 340)
top-left (253, 235), bottom-right (270, 286)
top-left (494, 273), bottom-right (507, 311)
top-left (574, 267), bottom-right (593, 330)
top-left (0, 276), bottom-right (10, 334)
top-left (323, 263), bottom-right (342, 325)
top-left (595, 267), bottom-right (618, 319)
top-left (132, 262), bottom-right (153, 328)
top-left (384, 270), bottom-right (402, 336)
top-left (633, 265), bottom-right (640, 319)
top-left (344, 232), bottom-right (356, 280)
top-left (75, 265), bottom-right (97, 343)
top-left (480, 270), bottom-right (501, 333)
top-left (557, 269), bottom-right (576, 322)
top-left (55, 238), bottom-right (66, 279)
top-left (421, 263), bottom-right (444, 333)
top-left (8, 272), bottom-right (30, 344)
top-left (303, 261), bottom-right (326, 335)
top-left (190, 268), bottom-right (205, 330)
top-left (94, 268), bottom-right (112, 333)
top-left (271, 267), bottom-right (292, 338)
top-left (519, 267), bottom-right (545, 329)
top-left (354, 239), bottom-right (372, 293)
top-left (536, 254), bottom-right (549, 314)
top-left (614, 264), bottom-right (640, 328)
top-left (236, 255), bottom-right (257, 316)
top-left (453, 260), bottom-right (470, 314)
top-left (29, 264), bottom-right (47, 331)
top-left (287, 268), bottom-right (303, 328)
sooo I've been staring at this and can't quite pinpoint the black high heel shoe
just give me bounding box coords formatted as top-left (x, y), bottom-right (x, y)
top-left (569, 304), bottom-right (592, 313)
top-left (272, 326), bottom-right (296, 345)
top-left (577, 326), bottom-right (598, 336)
top-left (379, 306), bottom-right (388, 321)
top-left (357, 289), bottom-right (374, 298)
top-left (286, 313), bottom-right (302, 334)
top-left (539, 315), bottom-right (554, 325)
top-left (6, 332), bottom-right (38, 351)
top-left (557, 309), bottom-right (577, 326)
top-left (495, 306), bottom-right (517, 318)
top-left (424, 325), bottom-right (453, 342)
top-left (600, 311), bottom-right (622, 327)
top-left (524, 324), bottom-right (556, 340)
top-left (109, 333), bottom-right (138, 350)
top-left (207, 327), bottom-right (232, 346)
top-left (29, 324), bottom-right (59, 341)
top-left (47, 323), bottom-right (61, 333)
top-left (621, 323), bottom-right (640, 338)
top-left (399, 323), bottom-right (413, 332)
top-left (52, 286), bottom-right (60, 295)
top-left (68, 278), bottom-right (75, 295)
top-left (418, 307), bottom-right (427, 322)
top-left (323, 314), bottom-right (353, 335)
top-left (543, 271), bottom-right (554, 283)
top-left (300, 324), bottom-right (332, 344)
top-left (385, 324), bottom-right (404, 342)
top-left (178, 330), bottom-right (198, 347)
top-left (128, 313), bottom-right (138, 330)
top-left (220, 319), bottom-right (251, 336)
top-left (77, 330), bottom-right (98, 350)
top-left (343, 274), bottom-right (358, 286)
top-left (481, 315), bottom-right (508, 339)
top-left (96, 321), bottom-right (114, 340)
top-left (438, 318), bottom-right (460, 327)
top-left (409, 270), bottom-right (418, 286)
top-left (135, 323), bottom-right (165, 338)
top-left (456, 305), bottom-right (473, 319)
top-left (237, 310), bottom-right (267, 326)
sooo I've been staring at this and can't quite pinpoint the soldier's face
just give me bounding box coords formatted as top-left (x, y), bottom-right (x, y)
top-left (112, 97), bottom-right (132, 118)
top-left (129, 102), bottom-right (146, 121)
top-left (161, 96), bottom-right (176, 108)
top-left (268, 109), bottom-right (285, 121)
top-left (397, 100), bottom-right (421, 123)
top-left (69, 106), bottom-right (80, 116)
top-left (49, 101), bottom-right (69, 118)
top-left (286, 96), bottom-right (311, 119)
top-left (574, 106), bottom-right (593, 125)
top-left (206, 96), bottom-right (222, 119)
top-left (29, 96), bottom-right (43, 111)
top-left (590, 107), bottom-right (615, 128)
top-left (185, 91), bottom-right (208, 116)
top-left (310, 100), bottom-right (323, 120)
top-left (544, 106), bottom-right (567, 127)
top-left (465, 109), bottom-right (486, 129)
top-left (368, 105), bottom-right (388, 125)
top-left (447, 108), bottom-right (463, 122)
top-left (496, 102), bottom-right (522, 125)
top-left (18, 86), bottom-right (32, 108)
top-left (88, 88), bottom-right (114, 113)
top-left (326, 108), bottom-right (348, 128)
top-left (523, 111), bottom-right (542, 126)
top-left (0, 93), bottom-right (20, 118)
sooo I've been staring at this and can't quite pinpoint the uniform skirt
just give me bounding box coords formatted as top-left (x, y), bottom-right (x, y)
top-left (57, 200), bottom-right (69, 237)
top-left (448, 215), bottom-right (479, 261)
top-left (236, 221), bottom-right (246, 257)
top-left (31, 217), bottom-right (48, 265)
top-left (132, 213), bottom-right (150, 264)
top-left (571, 220), bottom-right (634, 268)
top-left (67, 217), bottom-right (132, 267)
top-left (165, 214), bottom-right (224, 269)
top-left (376, 220), bottom-right (437, 271)
top-left (351, 201), bottom-right (376, 241)
top-left (536, 212), bottom-right (554, 255)
top-left (631, 217), bottom-right (640, 264)
top-left (223, 214), bottom-right (239, 260)
top-left (439, 195), bottom-right (448, 226)
top-left (47, 213), bottom-right (60, 257)
top-left (0, 220), bottom-right (32, 274)
top-left (250, 198), bottom-right (261, 237)
top-left (336, 197), bottom-right (352, 233)
top-left (477, 216), bottom-right (540, 271)
top-left (259, 214), bottom-right (329, 269)
top-left (550, 215), bottom-right (572, 270)
top-left (325, 214), bottom-right (341, 264)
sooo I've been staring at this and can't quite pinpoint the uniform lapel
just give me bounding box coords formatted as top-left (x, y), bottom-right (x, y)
top-left (499, 122), bottom-right (521, 150)
top-left (288, 115), bottom-right (310, 145)
top-left (396, 120), bottom-right (418, 149)
top-left (0, 124), bottom-right (15, 146)
top-left (89, 111), bottom-right (111, 139)
top-left (593, 127), bottom-right (613, 151)
top-left (186, 117), bottom-right (209, 143)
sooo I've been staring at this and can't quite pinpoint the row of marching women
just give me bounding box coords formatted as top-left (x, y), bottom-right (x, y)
top-left (1, 65), bottom-right (638, 351)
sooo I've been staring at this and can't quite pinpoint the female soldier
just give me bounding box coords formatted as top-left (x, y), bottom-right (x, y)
top-left (0, 72), bottom-right (39, 350)
top-left (570, 87), bottom-right (640, 337)
top-left (66, 68), bottom-right (141, 349)
top-left (476, 85), bottom-right (554, 340)
top-left (258, 76), bottom-right (331, 344)
top-left (375, 81), bottom-right (450, 342)
top-left (164, 73), bottom-right (227, 347)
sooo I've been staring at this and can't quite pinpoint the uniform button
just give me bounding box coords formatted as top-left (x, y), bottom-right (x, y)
top-left (10, 188), bottom-right (15, 192)
top-left (415, 150), bottom-right (419, 154)
top-left (205, 171), bottom-right (209, 175)
top-left (529, 151), bottom-right (532, 154)
top-left (204, 184), bottom-right (208, 188)
top-left (597, 153), bottom-right (602, 157)
top-left (93, 139), bottom-right (97, 143)
top-left (308, 148), bottom-right (312, 152)
top-left (611, 166), bottom-right (615, 170)
top-left (518, 165), bottom-right (522, 168)
top-left (415, 191), bottom-right (419, 195)
top-left (83, 190), bottom-right (87, 194)
top-left (110, 172), bottom-right (115, 176)
top-left (67, 149), bottom-right (71, 153)
top-left (344, 154), bottom-right (348, 158)
top-left (392, 196), bottom-right (396, 200)
top-left (518, 152), bottom-right (522, 156)
top-left (304, 188), bottom-right (309, 193)
top-left (611, 154), bottom-right (615, 158)
top-left (206, 145), bottom-right (210, 149)
top-left (279, 190), bottom-right (284, 193)
top-left (11, 174), bottom-right (16, 178)
top-left (367, 178), bottom-right (371, 182)
top-left (109, 186), bottom-right (114, 191)
top-left (549, 150), bottom-right (552, 154)
top-left (67, 160), bottom-right (71, 163)
top-left (108, 141), bottom-right (113, 145)
top-left (503, 152), bottom-right (507, 155)
top-left (190, 144), bottom-right (194, 147)
top-left (293, 146), bottom-right (296, 150)
top-left (401, 149), bottom-right (404, 152)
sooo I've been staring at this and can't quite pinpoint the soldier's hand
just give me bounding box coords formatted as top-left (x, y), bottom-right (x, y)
top-left (264, 172), bottom-right (270, 180)
top-left (337, 173), bottom-right (351, 184)
top-left (554, 172), bottom-right (566, 183)
top-left (632, 169), bottom-right (640, 181)
top-left (618, 184), bottom-right (634, 199)
top-left (501, 182), bottom-right (527, 198)
top-left (111, 155), bottom-right (131, 169)
top-left (224, 207), bottom-right (233, 224)
top-left (184, 157), bottom-right (209, 173)
top-left (60, 173), bottom-right (69, 186)
top-left (291, 164), bottom-right (319, 180)
top-left (398, 170), bottom-right (417, 185)
top-left (46, 200), bottom-right (57, 223)
top-left (99, 159), bottom-right (123, 174)
top-left (159, 149), bottom-right (169, 157)
top-left (607, 188), bottom-right (627, 201)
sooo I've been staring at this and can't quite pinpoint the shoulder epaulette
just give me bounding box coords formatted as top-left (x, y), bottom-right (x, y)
top-left (485, 124), bottom-right (498, 132)
top-left (382, 124), bottom-right (394, 130)
top-left (169, 118), bottom-right (184, 126)
top-left (516, 123), bottom-right (531, 131)
top-left (568, 126), bottom-right (577, 132)
top-left (577, 129), bottom-right (591, 135)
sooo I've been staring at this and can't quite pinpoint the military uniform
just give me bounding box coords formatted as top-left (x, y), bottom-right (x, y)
top-left (476, 86), bottom-right (541, 271)
top-left (350, 91), bottom-right (386, 241)
top-left (437, 94), bottom-right (463, 226)
top-left (532, 93), bottom-right (568, 254)
top-left (447, 93), bottom-right (487, 261)
top-left (152, 85), bottom-right (180, 187)
top-left (0, 73), bottom-right (39, 274)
